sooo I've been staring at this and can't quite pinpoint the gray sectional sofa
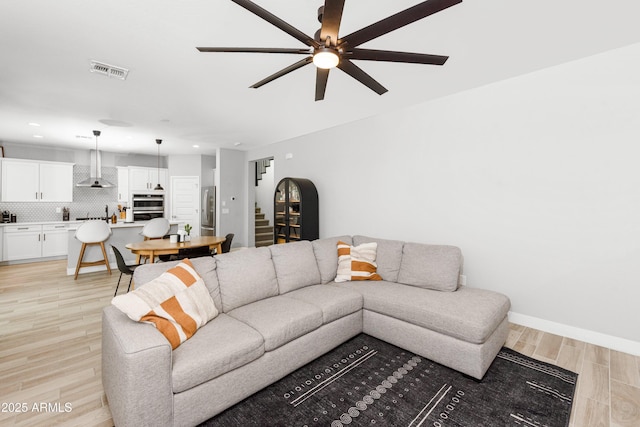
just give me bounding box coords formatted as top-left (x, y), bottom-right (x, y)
top-left (102, 235), bottom-right (511, 427)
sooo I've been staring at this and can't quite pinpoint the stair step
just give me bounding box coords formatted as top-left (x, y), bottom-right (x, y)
top-left (255, 219), bottom-right (269, 227)
top-left (255, 240), bottom-right (272, 248)
top-left (255, 213), bottom-right (265, 220)
top-left (255, 207), bottom-right (261, 213)
top-left (255, 229), bottom-right (273, 237)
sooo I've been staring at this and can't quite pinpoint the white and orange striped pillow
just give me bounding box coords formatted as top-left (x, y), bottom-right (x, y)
top-left (335, 240), bottom-right (382, 282)
top-left (112, 259), bottom-right (218, 349)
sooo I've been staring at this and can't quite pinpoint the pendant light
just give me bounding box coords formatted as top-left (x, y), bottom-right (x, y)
top-left (154, 139), bottom-right (164, 191)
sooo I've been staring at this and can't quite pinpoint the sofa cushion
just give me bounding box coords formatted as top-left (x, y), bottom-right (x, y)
top-left (332, 281), bottom-right (510, 344)
top-left (312, 235), bottom-right (353, 284)
top-left (335, 241), bottom-right (382, 282)
top-left (216, 247), bottom-right (279, 312)
top-left (133, 256), bottom-right (222, 312)
top-left (112, 259), bottom-right (218, 349)
top-left (171, 313), bottom-right (265, 393)
top-left (353, 235), bottom-right (404, 282)
top-left (283, 285), bottom-right (363, 324)
top-left (270, 241), bottom-right (321, 293)
top-left (227, 296), bottom-right (323, 351)
top-left (397, 243), bottom-right (462, 291)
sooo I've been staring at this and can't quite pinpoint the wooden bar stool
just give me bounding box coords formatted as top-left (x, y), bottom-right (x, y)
top-left (74, 220), bottom-right (112, 279)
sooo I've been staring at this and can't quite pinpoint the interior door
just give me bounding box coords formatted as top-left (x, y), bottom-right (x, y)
top-left (170, 176), bottom-right (200, 236)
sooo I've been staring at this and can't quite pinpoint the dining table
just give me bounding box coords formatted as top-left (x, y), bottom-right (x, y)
top-left (125, 235), bottom-right (226, 264)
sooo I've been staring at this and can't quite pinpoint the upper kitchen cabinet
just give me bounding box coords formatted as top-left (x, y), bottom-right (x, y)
top-left (129, 166), bottom-right (168, 192)
top-left (117, 167), bottom-right (129, 202)
top-left (1, 158), bottom-right (74, 202)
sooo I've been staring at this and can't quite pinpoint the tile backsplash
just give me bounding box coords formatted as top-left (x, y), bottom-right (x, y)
top-left (0, 166), bottom-right (124, 222)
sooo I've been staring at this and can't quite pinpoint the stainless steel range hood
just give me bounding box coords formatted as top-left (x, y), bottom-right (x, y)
top-left (76, 130), bottom-right (114, 188)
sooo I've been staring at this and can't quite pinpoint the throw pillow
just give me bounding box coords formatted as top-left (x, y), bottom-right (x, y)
top-left (112, 258), bottom-right (218, 349)
top-left (335, 241), bottom-right (382, 282)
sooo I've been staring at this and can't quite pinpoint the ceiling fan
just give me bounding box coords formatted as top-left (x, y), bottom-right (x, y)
top-left (197, 0), bottom-right (462, 101)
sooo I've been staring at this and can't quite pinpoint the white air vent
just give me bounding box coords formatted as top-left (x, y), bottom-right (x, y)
top-left (89, 60), bottom-right (129, 80)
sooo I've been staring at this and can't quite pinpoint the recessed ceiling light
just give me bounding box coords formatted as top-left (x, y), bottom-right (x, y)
top-left (28, 122), bottom-right (41, 127)
top-left (193, 145), bottom-right (200, 148)
top-left (98, 118), bottom-right (132, 127)
top-left (33, 134), bottom-right (44, 138)
top-left (234, 142), bottom-right (242, 146)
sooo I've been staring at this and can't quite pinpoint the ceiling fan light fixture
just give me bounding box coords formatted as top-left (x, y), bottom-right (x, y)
top-left (313, 48), bottom-right (339, 69)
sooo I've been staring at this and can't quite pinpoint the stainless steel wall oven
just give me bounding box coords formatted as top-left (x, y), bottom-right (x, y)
top-left (132, 193), bottom-right (165, 221)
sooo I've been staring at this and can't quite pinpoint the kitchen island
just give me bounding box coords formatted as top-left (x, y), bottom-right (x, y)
top-left (66, 220), bottom-right (181, 276)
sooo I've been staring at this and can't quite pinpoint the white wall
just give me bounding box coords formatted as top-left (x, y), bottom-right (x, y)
top-left (0, 141), bottom-right (161, 167)
top-left (216, 148), bottom-right (247, 248)
top-left (168, 154), bottom-right (202, 177)
top-left (248, 43), bottom-right (640, 347)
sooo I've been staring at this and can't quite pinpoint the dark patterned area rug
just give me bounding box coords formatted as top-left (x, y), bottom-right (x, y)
top-left (199, 334), bottom-right (577, 427)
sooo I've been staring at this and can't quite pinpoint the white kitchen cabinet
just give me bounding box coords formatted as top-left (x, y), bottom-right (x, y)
top-left (3, 225), bottom-right (42, 261)
top-left (117, 167), bottom-right (129, 203)
top-left (42, 224), bottom-right (71, 257)
top-left (129, 167), bottom-right (168, 192)
top-left (1, 158), bottom-right (74, 202)
top-left (2, 222), bottom-right (76, 261)
top-left (39, 162), bottom-right (74, 201)
top-left (1, 160), bottom-right (39, 201)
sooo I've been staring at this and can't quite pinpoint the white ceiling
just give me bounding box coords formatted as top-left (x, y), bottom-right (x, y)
top-left (1, 0), bottom-right (639, 156)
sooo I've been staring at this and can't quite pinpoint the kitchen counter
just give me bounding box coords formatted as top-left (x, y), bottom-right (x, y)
top-left (66, 220), bottom-right (182, 276)
top-left (65, 220), bottom-right (179, 231)
top-left (0, 219), bottom-right (177, 230)
top-left (0, 220), bottom-right (82, 226)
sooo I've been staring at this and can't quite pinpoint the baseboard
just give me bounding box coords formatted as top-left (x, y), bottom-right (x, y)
top-left (1, 255), bottom-right (66, 266)
top-left (509, 311), bottom-right (640, 356)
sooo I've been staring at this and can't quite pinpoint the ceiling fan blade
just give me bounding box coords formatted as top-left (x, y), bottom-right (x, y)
top-left (197, 47), bottom-right (310, 54)
top-left (315, 68), bottom-right (330, 101)
top-left (340, 0), bottom-right (462, 48)
top-left (231, 0), bottom-right (318, 48)
top-left (348, 48), bottom-right (448, 65)
top-left (337, 60), bottom-right (387, 95)
top-left (250, 56), bottom-right (313, 89)
top-left (319, 0), bottom-right (345, 45)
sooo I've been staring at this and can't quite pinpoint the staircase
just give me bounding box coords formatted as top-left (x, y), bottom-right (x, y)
top-left (255, 206), bottom-right (273, 247)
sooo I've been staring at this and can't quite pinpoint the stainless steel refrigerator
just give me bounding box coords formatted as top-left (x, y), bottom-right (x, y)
top-left (201, 186), bottom-right (216, 236)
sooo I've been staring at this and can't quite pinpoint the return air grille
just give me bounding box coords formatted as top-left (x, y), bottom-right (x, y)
top-left (89, 60), bottom-right (129, 80)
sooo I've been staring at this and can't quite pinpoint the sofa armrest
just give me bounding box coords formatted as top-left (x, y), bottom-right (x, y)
top-left (102, 305), bottom-right (173, 427)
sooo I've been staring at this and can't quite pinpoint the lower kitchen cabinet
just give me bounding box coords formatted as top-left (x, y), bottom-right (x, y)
top-left (2, 223), bottom-right (73, 261)
top-left (3, 225), bottom-right (42, 261)
top-left (42, 224), bottom-right (71, 257)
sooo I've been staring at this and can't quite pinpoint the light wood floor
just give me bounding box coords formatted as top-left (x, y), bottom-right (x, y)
top-left (1, 260), bottom-right (639, 427)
